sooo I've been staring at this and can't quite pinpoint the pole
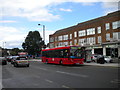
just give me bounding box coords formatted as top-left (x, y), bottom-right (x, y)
top-left (38, 24), bottom-right (45, 44)
top-left (43, 25), bottom-right (45, 43)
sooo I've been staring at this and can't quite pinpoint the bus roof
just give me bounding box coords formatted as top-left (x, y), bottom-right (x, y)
top-left (42, 45), bottom-right (80, 51)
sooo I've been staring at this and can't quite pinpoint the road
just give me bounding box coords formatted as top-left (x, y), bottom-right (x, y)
top-left (2, 60), bottom-right (119, 89)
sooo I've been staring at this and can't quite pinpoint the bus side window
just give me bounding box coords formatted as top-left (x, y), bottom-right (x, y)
top-left (54, 50), bottom-right (57, 58)
top-left (50, 50), bottom-right (53, 58)
top-left (63, 49), bottom-right (68, 58)
top-left (60, 50), bottom-right (64, 58)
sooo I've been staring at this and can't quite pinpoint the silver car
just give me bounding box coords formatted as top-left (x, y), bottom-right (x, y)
top-left (104, 56), bottom-right (113, 63)
top-left (13, 57), bottom-right (29, 67)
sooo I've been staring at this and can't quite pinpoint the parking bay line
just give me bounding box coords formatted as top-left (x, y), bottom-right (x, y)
top-left (56, 71), bottom-right (88, 78)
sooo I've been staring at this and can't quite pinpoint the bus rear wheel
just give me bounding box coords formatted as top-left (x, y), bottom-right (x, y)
top-left (46, 60), bottom-right (48, 64)
top-left (59, 60), bottom-right (63, 65)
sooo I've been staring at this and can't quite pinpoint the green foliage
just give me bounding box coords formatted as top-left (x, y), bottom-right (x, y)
top-left (22, 31), bottom-right (45, 55)
top-left (10, 48), bottom-right (23, 56)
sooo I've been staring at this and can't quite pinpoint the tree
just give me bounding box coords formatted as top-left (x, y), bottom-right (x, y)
top-left (22, 31), bottom-right (45, 56)
top-left (10, 48), bottom-right (23, 56)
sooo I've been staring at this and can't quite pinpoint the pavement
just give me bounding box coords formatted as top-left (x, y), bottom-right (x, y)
top-left (29, 59), bottom-right (119, 68)
top-left (84, 62), bottom-right (119, 68)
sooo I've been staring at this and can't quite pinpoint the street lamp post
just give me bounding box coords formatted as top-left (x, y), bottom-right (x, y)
top-left (38, 24), bottom-right (45, 43)
top-left (3, 42), bottom-right (6, 49)
top-left (2, 42), bottom-right (6, 57)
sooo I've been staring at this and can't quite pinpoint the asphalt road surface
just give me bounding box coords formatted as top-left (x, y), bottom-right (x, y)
top-left (2, 60), bottom-right (119, 89)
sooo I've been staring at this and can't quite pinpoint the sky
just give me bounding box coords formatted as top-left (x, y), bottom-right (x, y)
top-left (0, 0), bottom-right (119, 49)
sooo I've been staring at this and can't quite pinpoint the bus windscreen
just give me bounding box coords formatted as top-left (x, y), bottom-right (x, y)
top-left (70, 46), bottom-right (83, 58)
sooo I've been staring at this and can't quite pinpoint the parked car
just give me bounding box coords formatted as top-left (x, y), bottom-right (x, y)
top-left (91, 55), bottom-right (99, 62)
top-left (0, 57), bottom-right (7, 65)
top-left (104, 56), bottom-right (113, 63)
top-left (96, 55), bottom-right (113, 63)
top-left (11, 56), bottom-right (19, 64)
top-left (6, 56), bottom-right (13, 62)
top-left (13, 56), bottom-right (29, 67)
top-left (96, 55), bottom-right (105, 64)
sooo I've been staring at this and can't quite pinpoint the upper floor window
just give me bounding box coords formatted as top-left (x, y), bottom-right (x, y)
top-left (105, 23), bottom-right (110, 30)
top-left (113, 32), bottom-right (119, 40)
top-left (106, 33), bottom-right (110, 41)
top-left (97, 26), bottom-right (101, 33)
top-left (79, 30), bottom-right (86, 37)
top-left (70, 34), bottom-right (72, 39)
top-left (98, 36), bottom-right (102, 43)
top-left (50, 37), bottom-right (54, 42)
top-left (74, 39), bottom-right (77, 45)
top-left (79, 38), bottom-right (86, 45)
top-left (87, 28), bottom-right (95, 35)
top-left (58, 36), bottom-right (62, 41)
top-left (87, 37), bottom-right (96, 44)
top-left (74, 32), bottom-right (77, 37)
top-left (112, 20), bottom-right (120, 29)
top-left (63, 35), bottom-right (68, 40)
top-left (55, 37), bottom-right (57, 42)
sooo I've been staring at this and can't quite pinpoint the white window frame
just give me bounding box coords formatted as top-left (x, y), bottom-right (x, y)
top-left (113, 32), bottom-right (118, 40)
top-left (87, 37), bottom-right (96, 45)
top-left (98, 36), bottom-right (102, 43)
top-left (105, 23), bottom-right (110, 30)
top-left (74, 32), bottom-right (77, 37)
top-left (50, 37), bottom-right (54, 42)
top-left (106, 33), bottom-right (110, 41)
top-left (87, 28), bottom-right (95, 35)
top-left (97, 26), bottom-right (101, 33)
top-left (63, 35), bottom-right (68, 40)
top-left (58, 36), bottom-right (62, 41)
top-left (70, 34), bottom-right (72, 39)
top-left (79, 38), bottom-right (86, 45)
top-left (79, 30), bottom-right (86, 37)
top-left (112, 21), bottom-right (120, 29)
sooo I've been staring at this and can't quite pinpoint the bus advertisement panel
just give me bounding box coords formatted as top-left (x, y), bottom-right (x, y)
top-left (41, 46), bottom-right (84, 65)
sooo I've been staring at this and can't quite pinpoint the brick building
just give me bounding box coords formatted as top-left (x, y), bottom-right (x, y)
top-left (49, 10), bottom-right (120, 59)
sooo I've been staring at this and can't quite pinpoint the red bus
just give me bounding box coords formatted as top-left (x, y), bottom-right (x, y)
top-left (41, 46), bottom-right (85, 65)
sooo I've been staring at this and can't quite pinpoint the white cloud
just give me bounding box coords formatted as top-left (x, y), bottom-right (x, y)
top-left (0, 26), bottom-right (27, 49)
top-left (0, 25), bottom-right (56, 48)
top-left (0, 0), bottom-right (119, 22)
top-left (101, 2), bottom-right (119, 15)
top-left (60, 8), bottom-right (72, 12)
top-left (0, 20), bottom-right (17, 23)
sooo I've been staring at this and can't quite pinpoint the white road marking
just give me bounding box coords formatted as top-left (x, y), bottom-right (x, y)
top-left (56, 71), bottom-right (88, 78)
top-left (39, 67), bottom-right (47, 71)
top-left (45, 79), bottom-right (53, 83)
top-left (62, 85), bottom-right (70, 88)
top-left (110, 79), bottom-right (120, 84)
